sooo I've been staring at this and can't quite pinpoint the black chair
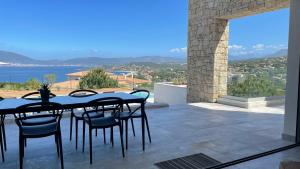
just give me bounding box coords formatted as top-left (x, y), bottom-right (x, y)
top-left (119, 90), bottom-right (152, 149)
top-left (21, 92), bottom-right (56, 100)
top-left (68, 90), bottom-right (106, 150)
top-left (0, 97), bottom-right (4, 162)
top-left (15, 102), bottom-right (64, 169)
top-left (20, 92), bottom-right (57, 124)
top-left (82, 97), bottom-right (125, 164)
top-left (21, 92), bottom-right (58, 147)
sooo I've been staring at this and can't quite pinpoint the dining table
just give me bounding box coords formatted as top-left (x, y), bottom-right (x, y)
top-left (0, 92), bottom-right (147, 151)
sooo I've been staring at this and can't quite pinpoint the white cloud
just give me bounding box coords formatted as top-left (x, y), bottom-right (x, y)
top-left (252, 44), bottom-right (265, 51)
top-left (228, 44), bottom-right (245, 50)
top-left (170, 47), bottom-right (187, 53)
top-left (180, 47), bottom-right (187, 52)
top-left (252, 44), bottom-right (288, 51)
top-left (265, 44), bottom-right (287, 50)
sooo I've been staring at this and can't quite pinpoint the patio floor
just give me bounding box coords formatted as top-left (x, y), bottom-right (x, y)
top-left (0, 103), bottom-right (295, 169)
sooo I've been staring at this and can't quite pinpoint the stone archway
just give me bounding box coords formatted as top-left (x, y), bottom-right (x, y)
top-left (187, 0), bottom-right (290, 103)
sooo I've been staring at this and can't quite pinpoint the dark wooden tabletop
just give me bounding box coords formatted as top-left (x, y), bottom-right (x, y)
top-left (0, 92), bottom-right (144, 114)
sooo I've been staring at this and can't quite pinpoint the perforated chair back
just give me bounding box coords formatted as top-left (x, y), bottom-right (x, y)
top-left (130, 89), bottom-right (150, 103)
top-left (69, 89), bottom-right (97, 98)
top-left (15, 102), bottom-right (63, 126)
top-left (21, 92), bottom-right (56, 100)
top-left (84, 97), bottom-right (123, 122)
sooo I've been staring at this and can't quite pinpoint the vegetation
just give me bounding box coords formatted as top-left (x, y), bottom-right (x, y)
top-left (228, 56), bottom-right (287, 97)
top-left (135, 72), bottom-right (147, 80)
top-left (25, 78), bottom-right (41, 90)
top-left (117, 57), bottom-right (287, 97)
top-left (137, 83), bottom-right (155, 92)
top-left (79, 68), bottom-right (118, 89)
top-left (44, 74), bottom-right (56, 85)
top-left (0, 78), bottom-right (41, 90)
top-left (150, 64), bottom-right (187, 83)
top-left (228, 75), bottom-right (285, 97)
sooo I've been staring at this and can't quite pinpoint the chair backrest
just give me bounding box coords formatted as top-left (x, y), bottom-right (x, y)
top-left (130, 89), bottom-right (150, 102)
top-left (21, 92), bottom-right (56, 100)
top-left (102, 91), bottom-right (115, 93)
top-left (15, 102), bottom-right (63, 125)
top-left (124, 90), bottom-right (150, 113)
top-left (69, 89), bottom-right (97, 97)
top-left (0, 97), bottom-right (3, 121)
top-left (85, 97), bottom-right (123, 120)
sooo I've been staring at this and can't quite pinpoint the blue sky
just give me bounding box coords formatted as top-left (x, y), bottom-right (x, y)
top-left (229, 8), bottom-right (289, 57)
top-left (0, 0), bottom-right (289, 59)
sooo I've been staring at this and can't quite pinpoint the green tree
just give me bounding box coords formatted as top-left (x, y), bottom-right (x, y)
top-left (79, 68), bottom-right (118, 89)
top-left (25, 78), bottom-right (41, 90)
top-left (228, 75), bottom-right (282, 97)
top-left (44, 74), bottom-right (56, 85)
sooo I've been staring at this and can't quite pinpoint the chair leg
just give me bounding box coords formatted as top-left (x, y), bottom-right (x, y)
top-left (69, 112), bottom-right (73, 141)
top-left (0, 125), bottom-right (4, 162)
top-left (75, 119), bottom-right (79, 150)
top-left (95, 129), bottom-right (98, 137)
top-left (19, 134), bottom-right (24, 169)
top-left (2, 123), bottom-right (6, 151)
top-left (55, 134), bottom-right (60, 157)
top-left (125, 120), bottom-right (128, 150)
top-left (21, 137), bottom-right (24, 159)
top-left (130, 118), bottom-right (135, 137)
top-left (145, 115), bottom-right (152, 143)
top-left (103, 128), bottom-right (106, 144)
top-left (89, 128), bottom-right (93, 164)
top-left (58, 130), bottom-right (64, 169)
top-left (118, 125), bottom-right (125, 158)
top-left (110, 127), bottom-right (114, 147)
top-left (24, 138), bottom-right (27, 147)
top-left (1, 116), bottom-right (7, 151)
top-left (82, 121), bottom-right (86, 153)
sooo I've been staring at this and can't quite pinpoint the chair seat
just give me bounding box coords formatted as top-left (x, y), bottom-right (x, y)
top-left (119, 111), bottom-right (142, 119)
top-left (86, 117), bottom-right (118, 128)
top-left (22, 116), bottom-right (56, 125)
top-left (22, 122), bottom-right (58, 136)
top-left (74, 111), bottom-right (104, 119)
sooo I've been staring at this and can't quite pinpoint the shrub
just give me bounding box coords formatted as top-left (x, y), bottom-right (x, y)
top-left (44, 74), bottom-right (56, 85)
top-left (79, 68), bottom-right (118, 89)
top-left (228, 75), bottom-right (283, 97)
top-left (25, 78), bottom-right (41, 90)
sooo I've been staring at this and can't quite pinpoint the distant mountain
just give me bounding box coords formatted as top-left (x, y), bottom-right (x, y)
top-left (0, 49), bottom-right (287, 66)
top-left (60, 56), bottom-right (186, 65)
top-left (0, 50), bottom-right (186, 66)
top-left (268, 49), bottom-right (288, 57)
top-left (0, 50), bottom-right (40, 64)
top-left (229, 49), bottom-right (288, 61)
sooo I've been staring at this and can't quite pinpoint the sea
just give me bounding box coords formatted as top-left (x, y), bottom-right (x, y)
top-left (0, 66), bottom-right (88, 83)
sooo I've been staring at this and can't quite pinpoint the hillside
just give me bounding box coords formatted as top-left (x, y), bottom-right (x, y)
top-left (0, 49), bottom-right (287, 66)
top-left (0, 50), bottom-right (186, 66)
top-left (229, 49), bottom-right (288, 61)
top-left (0, 50), bottom-right (40, 64)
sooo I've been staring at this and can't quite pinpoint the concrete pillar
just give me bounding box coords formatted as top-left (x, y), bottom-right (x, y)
top-left (283, 0), bottom-right (300, 141)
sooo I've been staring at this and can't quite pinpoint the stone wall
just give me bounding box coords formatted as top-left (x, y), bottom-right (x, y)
top-left (187, 0), bottom-right (289, 103)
